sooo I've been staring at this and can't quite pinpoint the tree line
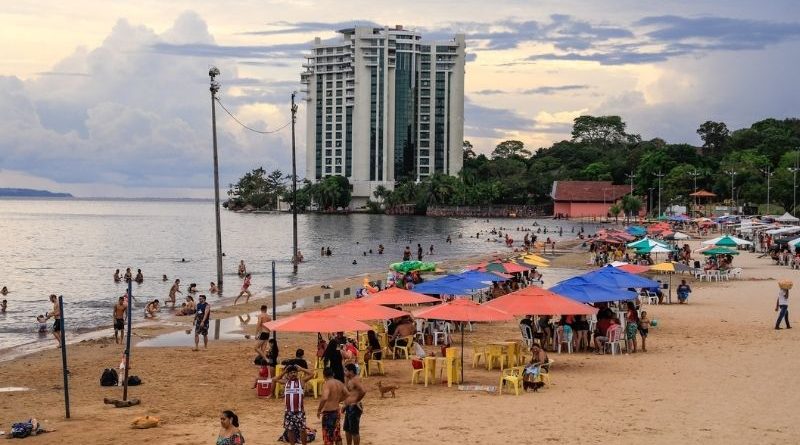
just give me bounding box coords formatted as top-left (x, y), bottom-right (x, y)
top-left (227, 115), bottom-right (800, 214)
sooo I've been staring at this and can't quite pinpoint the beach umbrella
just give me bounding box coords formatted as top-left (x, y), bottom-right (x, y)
top-left (414, 299), bottom-right (512, 382)
top-left (263, 310), bottom-right (372, 333)
top-left (664, 231), bottom-right (690, 240)
top-left (701, 235), bottom-right (752, 246)
top-left (483, 261), bottom-right (531, 274)
top-left (635, 244), bottom-right (673, 254)
top-left (360, 287), bottom-right (441, 305)
top-left (321, 299), bottom-right (409, 321)
top-left (483, 287), bottom-right (598, 316)
top-left (521, 253), bottom-right (550, 263)
top-left (455, 270), bottom-right (509, 283)
top-left (626, 226), bottom-right (646, 236)
top-left (577, 265), bottom-right (662, 289)
top-left (649, 262), bottom-right (692, 304)
top-left (518, 257), bottom-right (550, 268)
top-left (627, 237), bottom-right (669, 250)
top-left (548, 281), bottom-right (638, 303)
top-left (701, 247), bottom-right (739, 256)
top-left (413, 275), bottom-right (491, 295)
top-left (616, 264), bottom-right (651, 274)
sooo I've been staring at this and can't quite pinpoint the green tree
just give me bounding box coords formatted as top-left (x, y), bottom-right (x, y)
top-left (492, 140), bottom-right (531, 159)
top-left (571, 115), bottom-right (635, 146)
top-left (621, 195), bottom-right (643, 222)
top-left (696, 121), bottom-right (729, 157)
top-left (463, 140), bottom-right (476, 161)
top-left (609, 204), bottom-right (622, 223)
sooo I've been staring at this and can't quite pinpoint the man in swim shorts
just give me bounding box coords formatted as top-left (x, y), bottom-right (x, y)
top-left (193, 295), bottom-right (210, 351)
top-left (343, 363), bottom-right (366, 445)
top-left (318, 367), bottom-right (348, 445)
top-left (113, 296), bottom-right (127, 344)
top-left (277, 365), bottom-right (314, 445)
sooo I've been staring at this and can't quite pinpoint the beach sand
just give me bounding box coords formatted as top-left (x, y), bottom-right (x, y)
top-left (2, 241), bottom-right (800, 444)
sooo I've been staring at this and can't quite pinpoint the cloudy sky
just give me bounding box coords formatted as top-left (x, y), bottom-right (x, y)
top-left (1, 0), bottom-right (798, 197)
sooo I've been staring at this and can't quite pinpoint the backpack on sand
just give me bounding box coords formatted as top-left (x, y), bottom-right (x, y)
top-left (100, 368), bottom-right (119, 386)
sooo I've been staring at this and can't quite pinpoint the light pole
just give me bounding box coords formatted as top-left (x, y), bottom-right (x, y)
top-left (648, 187), bottom-right (655, 218)
top-left (790, 147), bottom-right (800, 215)
top-left (725, 169), bottom-right (737, 215)
top-left (209, 67), bottom-right (224, 292)
top-left (626, 171), bottom-right (637, 195)
top-left (290, 92), bottom-right (299, 273)
top-left (760, 165), bottom-right (773, 215)
top-left (654, 170), bottom-right (665, 218)
top-left (687, 168), bottom-right (702, 215)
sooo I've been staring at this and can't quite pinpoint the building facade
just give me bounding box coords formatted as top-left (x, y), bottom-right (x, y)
top-left (301, 25), bottom-right (465, 206)
top-left (551, 181), bottom-right (633, 218)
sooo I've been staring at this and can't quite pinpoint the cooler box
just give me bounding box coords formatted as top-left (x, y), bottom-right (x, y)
top-left (257, 379), bottom-right (273, 398)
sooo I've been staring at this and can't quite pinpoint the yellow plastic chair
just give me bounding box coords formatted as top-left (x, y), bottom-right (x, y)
top-left (486, 345), bottom-right (508, 371)
top-left (273, 364), bottom-right (285, 399)
top-left (506, 342), bottom-right (521, 366)
top-left (367, 350), bottom-right (385, 376)
top-left (471, 343), bottom-right (486, 368)
top-left (305, 368), bottom-right (324, 399)
top-left (411, 361), bottom-right (425, 384)
top-left (499, 366), bottom-right (524, 395)
top-left (445, 347), bottom-right (462, 387)
top-left (392, 336), bottom-right (414, 359)
top-left (423, 356), bottom-right (437, 386)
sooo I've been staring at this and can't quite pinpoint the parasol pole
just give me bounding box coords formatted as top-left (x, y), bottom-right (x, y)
top-left (122, 280), bottom-right (133, 400)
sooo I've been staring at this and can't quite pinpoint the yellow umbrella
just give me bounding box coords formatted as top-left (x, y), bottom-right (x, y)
top-left (520, 258), bottom-right (550, 268)
top-left (650, 262), bottom-right (676, 272)
top-left (521, 253), bottom-right (550, 263)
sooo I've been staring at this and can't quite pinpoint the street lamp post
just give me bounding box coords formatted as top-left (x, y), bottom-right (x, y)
top-left (790, 147), bottom-right (800, 215)
top-left (626, 171), bottom-right (637, 195)
top-left (290, 92), bottom-right (299, 273)
top-left (648, 187), bottom-right (655, 218)
top-left (725, 170), bottom-right (737, 215)
top-left (654, 171), bottom-right (665, 218)
top-left (760, 165), bottom-right (773, 215)
top-left (209, 67), bottom-right (224, 292)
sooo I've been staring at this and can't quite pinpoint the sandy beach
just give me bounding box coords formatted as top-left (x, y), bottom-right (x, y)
top-left (2, 239), bottom-right (800, 444)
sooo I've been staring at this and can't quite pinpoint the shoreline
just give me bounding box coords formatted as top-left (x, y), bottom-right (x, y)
top-left (0, 240), bottom-right (585, 363)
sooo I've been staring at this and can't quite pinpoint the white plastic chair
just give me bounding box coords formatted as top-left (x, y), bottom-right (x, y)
top-left (433, 321), bottom-right (451, 346)
top-left (555, 325), bottom-right (573, 354)
top-left (519, 324), bottom-right (533, 348)
top-left (604, 326), bottom-right (624, 355)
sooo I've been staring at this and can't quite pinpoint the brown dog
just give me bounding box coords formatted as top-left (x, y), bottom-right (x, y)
top-left (376, 381), bottom-right (398, 398)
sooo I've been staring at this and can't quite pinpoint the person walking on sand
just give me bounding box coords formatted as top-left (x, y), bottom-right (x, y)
top-left (343, 363), bottom-right (366, 445)
top-left (235, 273), bottom-right (253, 305)
top-left (168, 279), bottom-right (182, 309)
top-left (318, 367), bottom-right (349, 445)
top-left (776, 283), bottom-right (792, 330)
top-left (113, 296), bottom-right (127, 344)
top-left (45, 294), bottom-right (61, 347)
top-left (255, 305), bottom-right (271, 349)
top-left (194, 295), bottom-right (210, 350)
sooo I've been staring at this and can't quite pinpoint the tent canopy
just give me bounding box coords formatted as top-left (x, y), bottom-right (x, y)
top-left (776, 212), bottom-right (800, 223)
top-left (412, 275), bottom-right (489, 295)
top-left (573, 265), bottom-right (661, 289)
top-left (548, 282), bottom-right (638, 303)
top-left (483, 287), bottom-right (597, 316)
top-left (361, 287), bottom-right (441, 305)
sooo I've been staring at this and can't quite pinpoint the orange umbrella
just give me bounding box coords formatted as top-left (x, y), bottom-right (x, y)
top-left (321, 299), bottom-right (409, 321)
top-left (360, 287), bottom-right (441, 305)
top-left (413, 299), bottom-right (512, 382)
top-left (616, 264), bottom-right (651, 274)
top-left (263, 310), bottom-right (372, 333)
top-left (482, 287), bottom-right (598, 316)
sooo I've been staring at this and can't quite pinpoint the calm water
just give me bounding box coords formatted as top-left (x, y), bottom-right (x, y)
top-left (0, 198), bottom-right (599, 351)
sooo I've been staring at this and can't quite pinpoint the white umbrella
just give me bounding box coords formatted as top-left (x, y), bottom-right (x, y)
top-left (701, 235), bottom-right (753, 246)
top-left (672, 232), bottom-right (691, 240)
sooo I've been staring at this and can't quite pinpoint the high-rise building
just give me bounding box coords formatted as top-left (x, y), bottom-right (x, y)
top-left (301, 25), bottom-right (465, 207)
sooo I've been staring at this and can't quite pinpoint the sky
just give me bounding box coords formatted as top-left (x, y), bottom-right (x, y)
top-left (1, 0), bottom-right (799, 198)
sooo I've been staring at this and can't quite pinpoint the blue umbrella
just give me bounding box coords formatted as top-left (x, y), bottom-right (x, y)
top-left (626, 226), bottom-right (646, 236)
top-left (413, 275), bottom-right (489, 295)
top-left (549, 282), bottom-right (638, 303)
top-left (456, 270), bottom-right (508, 283)
top-left (577, 265), bottom-right (661, 289)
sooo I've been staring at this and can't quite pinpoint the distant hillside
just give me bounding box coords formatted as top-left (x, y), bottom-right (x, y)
top-left (0, 188), bottom-right (73, 198)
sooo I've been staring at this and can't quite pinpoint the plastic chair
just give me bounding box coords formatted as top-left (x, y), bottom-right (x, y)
top-left (555, 325), bottom-right (573, 354)
top-left (471, 343), bottom-right (486, 368)
top-left (519, 324), bottom-right (533, 348)
top-left (367, 350), bottom-right (384, 376)
top-left (604, 326), bottom-right (624, 355)
top-left (433, 322), bottom-right (451, 346)
top-left (499, 366), bottom-right (524, 396)
top-left (392, 335), bottom-right (414, 359)
top-left (305, 368), bottom-right (324, 399)
top-left (411, 361), bottom-right (425, 385)
top-left (445, 347), bottom-right (462, 387)
top-left (486, 344), bottom-right (508, 371)
top-left (273, 364), bottom-right (285, 399)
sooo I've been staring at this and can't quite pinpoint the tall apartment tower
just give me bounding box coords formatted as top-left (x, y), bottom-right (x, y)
top-left (301, 25), bottom-right (466, 206)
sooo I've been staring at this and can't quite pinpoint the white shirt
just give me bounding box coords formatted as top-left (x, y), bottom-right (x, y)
top-left (778, 291), bottom-right (789, 306)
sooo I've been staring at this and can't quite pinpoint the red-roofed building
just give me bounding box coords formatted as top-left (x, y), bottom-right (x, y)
top-left (551, 181), bottom-right (634, 218)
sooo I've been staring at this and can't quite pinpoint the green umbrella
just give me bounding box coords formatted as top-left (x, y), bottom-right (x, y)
top-left (701, 247), bottom-right (739, 256)
top-left (714, 236), bottom-right (738, 248)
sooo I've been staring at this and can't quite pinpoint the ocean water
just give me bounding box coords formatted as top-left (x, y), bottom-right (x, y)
top-left (0, 198), bottom-right (599, 351)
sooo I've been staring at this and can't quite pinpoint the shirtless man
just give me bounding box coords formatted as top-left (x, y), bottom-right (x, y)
top-left (113, 269), bottom-right (121, 283)
top-left (390, 319), bottom-right (416, 346)
top-left (113, 296), bottom-right (127, 344)
top-left (318, 367), bottom-right (349, 445)
top-left (255, 305), bottom-right (271, 353)
top-left (168, 279), bottom-right (182, 309)
top-left (343, 363), bottom-right (367, 445)
top-left (234, 273), bottom-right (252, 305)
top-left (45, 294), bottom-right (61, 347)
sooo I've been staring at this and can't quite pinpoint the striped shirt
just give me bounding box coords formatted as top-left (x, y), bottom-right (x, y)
top-left (284, 379), bottom-right (304, 412)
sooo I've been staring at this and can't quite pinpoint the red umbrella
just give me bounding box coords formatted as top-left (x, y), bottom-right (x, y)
top-left (616, 264), bottom-right (651, 274)
top-left (263, 310), bottom-right (372, 333)
top-left (413, 299), bottom-right (512, 382)
top-left (481, 261), bottom-right (530, 274)
top-left (321, 299), bottom-right (409, 321)
top-left (482, 287), bottom-right (597, 316)
top-left (360, 287), bottom-right (441, 305)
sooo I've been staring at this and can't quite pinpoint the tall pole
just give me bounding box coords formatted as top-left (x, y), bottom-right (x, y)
top-left (761, 166), bottom-right (773, 215)
top-left (291, 92), bottom-right (299, 273)
top-left (648, 188), bottom-right (654, 218)
top-left (58, 295), bottom-right (70, 418)
top-left (271, 260), bottom-right (277, 341)
top-left (654, 171), bottom-right (664, 218)
top-left (791, 147), bottom-right (800, 215)
top-left (122, 281), bottom-right (133, 400)
top-left (626, 171), bottom-right (637, 195)
top-left (687, 169), bottom-right (701, 216)
top-left (725, 170), bottom-right (737, 215)
top-left (209, 67), bottom-right (224, 292)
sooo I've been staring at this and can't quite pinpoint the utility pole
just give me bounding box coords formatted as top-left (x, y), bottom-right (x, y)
top-left (790, 147), bottom-right (800, 215)
top-left (725, 169), bottom-right (737, 215)
top-left (209, 67), bottom-right (224, 292)
top-left (648, 187), bottom-right (655, 218)
top-left (626, 171), bottom-right (637, 195)
top-left (290, 92), bottom-right (299, 273)
top-left (760, 165), bottom-right (773, 215)
top-left (688, 168), bottom-right (702, 192)
top-left (654, 170), bottom-right (665, 218)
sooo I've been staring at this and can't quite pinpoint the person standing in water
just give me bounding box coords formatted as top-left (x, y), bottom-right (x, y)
top-left (113, 296), bottom-right (127, 344)
top-left (135, 269), bottom-right (144, 284)
top-left (238, 260), bottom-right (247, 278)
top-left (168, 279), bottom-right (182, 309)
top-left (45, 294), bottom-right (61, 347)
top-left (123, 268), bottom-right (133, 283)
top-left (113, 269), bottom-right (121, 283)
top-left (234, 273), bottom-right (253, 305)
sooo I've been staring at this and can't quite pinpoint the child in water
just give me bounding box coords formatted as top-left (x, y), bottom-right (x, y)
top-left (36, 315), bottom-right (48, 333)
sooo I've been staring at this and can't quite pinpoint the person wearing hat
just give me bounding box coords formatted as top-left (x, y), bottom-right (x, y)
top-left (776, 281), bottom-right (792, 330)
